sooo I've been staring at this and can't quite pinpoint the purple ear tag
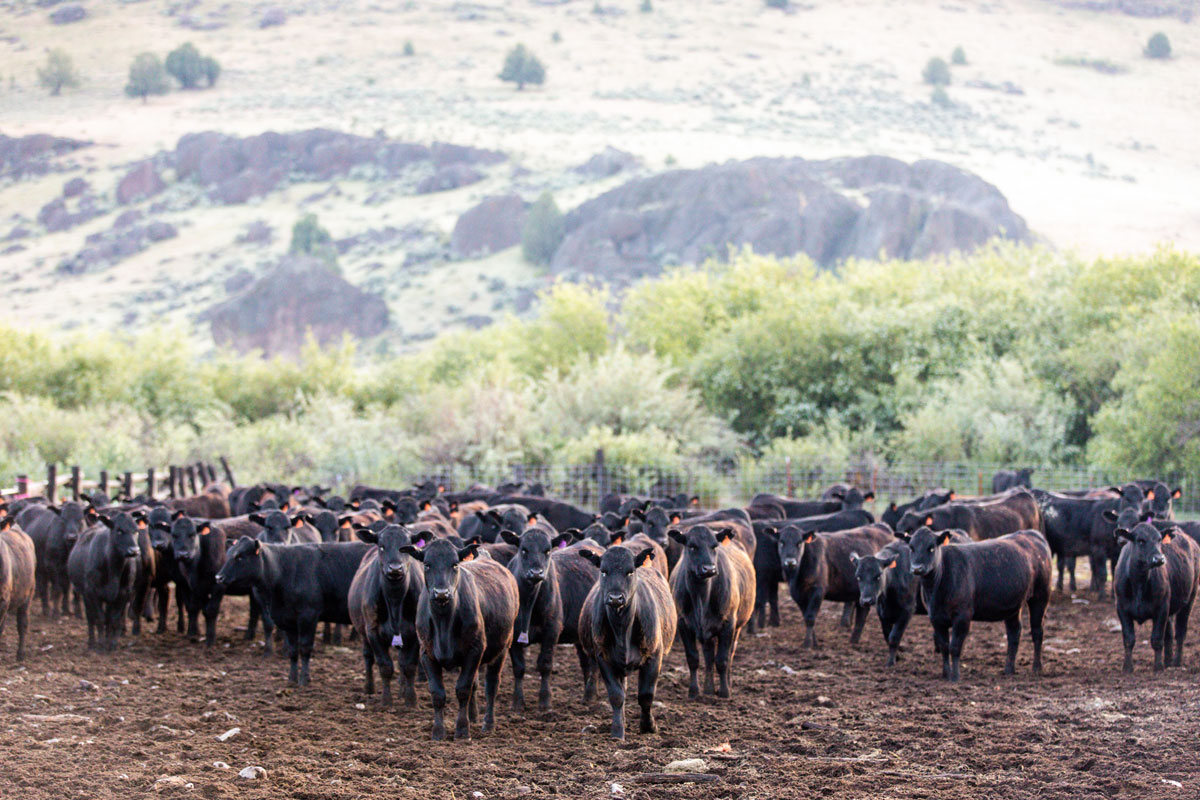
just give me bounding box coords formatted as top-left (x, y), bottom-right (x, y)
top-left (391, 634), bottom-right (403, 647)
top-left (517, 631), bottom-right (529, 644)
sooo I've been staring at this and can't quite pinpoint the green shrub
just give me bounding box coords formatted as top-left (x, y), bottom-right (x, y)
top-left (499, 44), bottom-right (545, 90)
top-left (951, 46), bottom-right (967, 65)
top-left (931, 86), bottom-right (951, 107)
top-left (403, 40), bottom-right (415, 56)
top-left (124, 53), bottom-right (170, 102)
top-left (551, 31), bottom-right (562, 43)
top-left (166, 43), bottom-right (220, 89)
top-left (922, 56), bottom-right (951, 86)
top-left (1145, 32), bottom-right (1171, 59)
top-left (521, 192), bottom-right (564, 266)
top-left (37, 49), bottom-right (80, 96)
top-left (766, 0), bottom-right (789, 7)
top-left (640, 0), bottom-right (653, 11)
top-left (288, 213), bottom-right (339, 270)
top-left (1053, 55), bottom-right (1129, 75)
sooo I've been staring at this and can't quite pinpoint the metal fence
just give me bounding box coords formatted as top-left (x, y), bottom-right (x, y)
top-left (410, 457), bottom-right (1200, 516)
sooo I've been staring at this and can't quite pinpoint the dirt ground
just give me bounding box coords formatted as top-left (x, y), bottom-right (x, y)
top-left (3, 573), bottom-right (1199, 800)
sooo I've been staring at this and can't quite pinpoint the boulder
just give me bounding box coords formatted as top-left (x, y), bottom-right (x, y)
top-left (258, 7), bottom-right (286, 27)
top-left (49, 4), bottom-right (86, 23)
top-left (0, 133), bottom-right (91, 179)
top-left (116, 161), bottom-right (166, 204)
top-left (416, 164), bottom-right (482, 194)
top-left (62, 176), bottom-right (89, 198)
top-left (206, 256), bottom-right (390, 357)
top-left (573, 146), bottom-right (640, 179)
top-left (451, 194), bottom-right (526, 258)
top-left (236, 220), bottom-right (273, 245)
top-left (549, 156), bottom-right (1030, 286)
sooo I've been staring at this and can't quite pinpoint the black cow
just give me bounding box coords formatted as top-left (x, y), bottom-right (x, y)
top-left (750, 519), bottom-right (784, 630)
top-left (896, 489), bottom-right (1041, 541)
top-left (501, 529), bottom-right (601, 711)
top-left (0, 516), bottom-right (36, 661)
top-left (1135, 480), bottom-right (1181, 520)
top-left (992, 468), bottom-right (1035, 494)
top-left (215, 538), bottom-right (371, 685)
top-left (249, 510), bottom-right (320, 544)
top-left (1087, 484), bottom-right (1148, 598)
top-left (909, 527), bottom-right (1051, 682)
top-left (749, 493), bottom-right (842, 518)
top-left (349, 524), bottom-right (425, 708)
top-left (457, 504), bottom-right (529, 544)
top-left (1032, 485), bottom-right (1142, 593)
top-left (770, 523), bottom-right (894, 647)
top-left (399, 539), bottom-right (519, 741)
top-left (854, 529), bottom-right (971, 667)
top-left (23, 502), bottom-right (88, 617)
top-left (578, 546), bottom-right (677, 740)
top-left (143, 507), bottom-right (186, 634)
top-left (67, 512), bottom-right (144, 651)
top-left (880, 489), bottom-right (955, 530)
top-left (1113, 519), bottom-right (1200, 672)
top-left (669, 525), bottom-right (756, 698)
top-left (491, 495), bottom-right (595, 532)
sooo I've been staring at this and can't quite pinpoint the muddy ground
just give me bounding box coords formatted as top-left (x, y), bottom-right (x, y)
top-left (2, 581), bottom-right (1198, 800)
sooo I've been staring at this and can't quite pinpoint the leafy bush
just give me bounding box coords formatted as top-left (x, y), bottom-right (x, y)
top-left (766, 0), bottom-right (789, 7)
top-left (499, 44), bottom-right (545, 90)
top-left (640, 0), bottom-right (653, 11)
top-left (1145, 32), bottom-right (1171, 59)
top-left (931, 86), bottom-right (951, 107)
top-left (165, 43), bottom-right (220, 89)
top-left (288, 213), bottom-right (339, 269)
top-left (1053, 56), bottom-right (1128, 75)
top-left (124, 53), bottom-right (170, 102)
top-left (951, 46), bottom-right (967, 65)
top-left (521, 192), bottom-right (564, 266)
top-left (922, 57), bottom-right (951, 86)
top-left (37, 49), bottom-right (80, 96)
top-left (403, 40), bottom-right (415, 56)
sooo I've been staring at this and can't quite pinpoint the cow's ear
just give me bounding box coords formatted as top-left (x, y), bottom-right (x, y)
top-left (947, 491), bottom-right (956, 500)
top-left (1146, 489), bottom-right (1156, 501)
top-left (888, 502), bottom-right (897, 512)
top-left (1173, 488), bottom-right (1183, 499)
top-left (630, 508), bottom-right (646, 521)
top-left (153, 522), bottom-right (171, 533)
top-left (829, 488), bottom-right (845, 500)
top-left (1161, 529), bottom-right (1176, 544)
top-left (610, 531), bottom-right (626, 545)
top-left (457, 543), bottom-right (479, 563)
top-left (338, 515), bottom-right (354, 530)
top-left (562, 527), bottom-right (582, 540)
top-left (690, 496), bottom-right (700, 506)
top-left (47, 505), bottom-right (61, 516)
top-left (670, 514), bottom-right (682, 524)
top-left (0, 517), bottom-right (11, 530)
top-left (421, 501), bottom-right (431, 511)
top-left (885, 559), bottom-right (897, 570)
top-left (802, 531), bottom-right (815, 544)
top-left (849, 552), bottom-right (860, 565)
top-left (99, 514), bottom-right (114, 529)
top-left (252, 539), bottom-right (261, 555)
top-left (863, 491), bottom-right (875, 501)
top-left (291, 515), bottom-right (305, 528)
top-left (579, 550), bottom-right (601, 567)
top-left (635, 547), bottom-right (655, 568)
top-left (715, 529), bottom-right (735, 545)
top-left (500, 529), bottom-right (521, 546)
top-left (1141, 511), bottom-right (1155, 523)
top-left (668, 529), bottom-right (686, 545)
top-left (895, 530), bottom-right (910, 542)
top-left (759, 526), bottom-right (777, 540)
top-left (398, 544), bottom-right (424, 561)
top-left (1116, 528), bottom-right (1134, 541)
top-left (172, 509), bottom-right (186, 520)
top-left (526, 513), bottom-right (538, 525)
top-left (1102, 509), bottom-right (1118, 522)
top-left (449, 501), bottom-right (458, 512)
top-left (924, 515), bottom-right (934, 527)
top-left (551, 533), bottom-right (574, 549)
top-left (354, 527), bottom-right (378, 543)
top-left (249, 513), bottom-right (266, 525)
top-left (936, 531), bottom-right (953, 546)
top-left (197, 523), bottom-right (211, 536)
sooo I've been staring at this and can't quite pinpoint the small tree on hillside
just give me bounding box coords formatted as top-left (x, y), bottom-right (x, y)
top-left (951, 46), bottom-right (967, 65)
top-left (166, 42), bottom-right (221, 88)
top-left (289, 213), bottom-right (339, 270)
top-left (923, 56), bottom-right (951, 86)
top-left (522, 192), bottom-right (564, 267)
top-left (499, 44), bottom-right (545, 90)
top-left (124, 53), bottom-right (170, 102)
top-left (37, 48), bottom-right (81, 96)
top-left (1144, 32), bottom-right (1171, 59)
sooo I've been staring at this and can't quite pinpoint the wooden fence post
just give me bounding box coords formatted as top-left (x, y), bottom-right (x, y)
top-left (71, 466), bottom-right (81, 501)
top-left (123, 472), bottom-right (133, 501)
top-left (46, 464), bottom-right (57, 504)
top-left (99, 470), bottom-right (108, 496)
top-left (147, 467), bottom-right (156, 499)
top-left (16, 475), bottom-right (28, 497)
top-left (168, 466), bottom-right (178, 498)
top-left (220, 456), bottom-right (236, 488)
top-left (186, 466), bottom-right (197, 495)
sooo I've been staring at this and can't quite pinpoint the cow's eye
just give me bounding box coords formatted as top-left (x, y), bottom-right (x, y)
top-left (625, 570), bottom-right (633, 576)
top-left (600, 570), bottom-right (608, 577)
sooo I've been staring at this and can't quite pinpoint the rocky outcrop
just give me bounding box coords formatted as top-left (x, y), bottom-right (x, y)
top-left (170, 129), bottom-right (503, 205)
top-left (1044, 0), bottom-right (1196, 20)
top-left (49, 4), bottom-right (86, 23)
top-left (573, 146), bottom-right (640, 179)
top-left (206, 256), bottom-right (389, 357)
top-left (451, 194), bottom-right (526, 257)
top-left (116, 161), bottom-right (166, 204)
top-left (549, 156), bottom-right (1029, 285)
top-left (0, 133), bottom-right (91, 179)
top-left (57, 218), bottom-right (177, 274)
top-left (416, 164), bottom-right (482, 194)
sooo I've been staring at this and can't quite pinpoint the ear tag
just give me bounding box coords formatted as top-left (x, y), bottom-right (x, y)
top-left (414, 538), bottom-right (426, 548)
top-left (462, 552), bottom-right (475, 562)
top-left (137, 520), bottom-right (147, 529)
top-left (391, 634), bottom-right (403, 647)
top-left (886, 560), bottom-right (897, 569)
top-left (517, 631), bottom-right (529, 644)
top-left (558, 540), bottom-right (568, 549)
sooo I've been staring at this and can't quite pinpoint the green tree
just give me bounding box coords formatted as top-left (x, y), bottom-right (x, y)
top-left (166, 43), bottom-right (220, 89)
top-left (923, 56), bottom-right (951, 86)
top-left (499, 44), bottom-right (545, 90)
top-left (37, 48), bottom-right (80, 96)
top-left (289, 213), bottom-right (339, 270)
top-left (951, 46), bottom-right (967, 65)
top-left (403, 40), bottom-right (415, 56)
top-left (521, 192), bottom-right (564, 266)
top-left (1145, 32), bottom-right (1171, 59)
top-left (124, 53), bottom-right (170, 102)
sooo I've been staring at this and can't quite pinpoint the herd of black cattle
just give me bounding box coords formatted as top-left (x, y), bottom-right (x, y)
top-left (0, 470), bottom-right (1197, 741)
